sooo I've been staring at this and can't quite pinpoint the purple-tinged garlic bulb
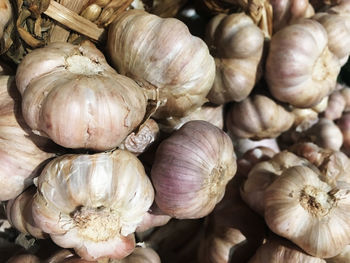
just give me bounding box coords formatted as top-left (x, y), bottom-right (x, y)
top-left (205, 13), bottom-right (264, 104)
top-left (324, 90), bottom-right (347, 120)
top-left (16, 41), bottom-right (147, 151)
top-left (6, 186), bottom-right (46, 239)
top-left (266, 19), bottom-right (340, 108)
top-left (151, 120), bottom-right (236, 219)
top-left (107, 10), bottom-right (215, 119)
top-left (226, 95), bottom-right (295, 140)
top-left (32, 150), bottom-right (154, 261)
top-left (264, 166), bottom-right (350, 258)
top-left (0, 75), bottom-right (55, 201)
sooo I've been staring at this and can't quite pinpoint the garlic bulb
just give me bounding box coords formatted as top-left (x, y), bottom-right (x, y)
top-left (151, 120), bottom-right (236, 219)
top-left (158, 104), bottom-right (224, 133)
top-left (0, 0), bottom-right (11, 40)
top-left (241, 151), bottom-right (315, 215)
top-left (6, 186), bottom-right (46, 239)
top-left (324, 90), bottom-right (346, 120)
top-left (198, 196), bottom-right (265, 263)
top-left (205, 13), bottom-right (264, 104)
top-left (270, 0), bottom-right (315, 32)
top-left (313, 12), bottom-right (350, 66)
top-left (32, 150), bottom-right (154, 261)
top-left (16, 41), bottom-right (147, 151)
top-left (234, 137), bottom-right (280, 158)
top-left (305, 118), bottom-right (343, 150)
top-left (107, 10), bottom-right (215, 118)
top-left (0, 75), bottom-right (54, 201)
top-left (288, 142), bottom-right (350, 185)
top-left (248, 237), bottom-right (326, 263)
top-left (264, 165), bottom-right (350, 258)
top-left (266, 19), bottom-right (340, 108)
top-left (336, 112), bottom-right (350, 153)
top-left (226, 95), bottom-right (295, 139)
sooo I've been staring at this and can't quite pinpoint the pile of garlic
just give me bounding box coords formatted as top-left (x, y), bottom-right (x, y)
top-left (1, 0), bottom-right (350, 262)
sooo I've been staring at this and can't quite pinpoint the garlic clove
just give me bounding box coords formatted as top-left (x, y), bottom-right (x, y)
top-left (32, 150), bottom-right (154, 260)
top-left (151, 120), bottom-right (236, 219)
top-left (264, 165), bottom-right (350, 258)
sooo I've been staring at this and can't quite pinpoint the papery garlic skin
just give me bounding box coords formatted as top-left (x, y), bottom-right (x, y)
top-left (0, 0), bottom-right (11, 40)
top-left (16, 41), bottom-right (147, 151)
top-left (108, 10), bottom-right (215, 118)
top-left (313, 12), bottom-right (350, 66)
top-left (0, 76), bottom-right (54, 201)
top-left (119, 119), bottom-right (159, 155)
top-left (327, 244), bottom-right (350, 263)
top-left (205, 13), bottom-right (264, 104)
top-left (266, 19), bottom-right (340, 108)
top-left (151, 120), bottom-right (237, 219)
top-left (324, 90), bottom-right (346, 120)
top-left (6, 186), bottom-right (46, 239)
top-left (248, 237), bottom-right (326, 263)
top-left (226, 95), bottom-right (295, 139)
top-left (32, 150), bottom-right (154, 261)
top-left (234, 138), bottom-right (280, 158)
top-left (264, 166), bottom-right (350, 258)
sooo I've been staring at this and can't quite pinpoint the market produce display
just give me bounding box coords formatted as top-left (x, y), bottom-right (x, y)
top-left (1, 0), bottom-right (350, 262)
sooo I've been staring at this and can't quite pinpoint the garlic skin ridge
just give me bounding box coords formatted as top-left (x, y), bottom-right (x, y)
top-left (32, 150), bottom-right (154, 261)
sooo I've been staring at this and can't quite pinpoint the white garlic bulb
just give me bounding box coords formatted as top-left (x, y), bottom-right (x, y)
top-left (32, 150), bottom-right (154, 261)
top-left (248, 237), bottom-right (326, 263)
top-left (107, 10), bottom-right (215, 118)
top-left (205, 13), bottom-right (264, 104)
top-left (264, 165), bottom-right (350, 258)
top-left (266, 19), bottom-right (340, 108)
top-left (313, 12), bottom-right (350, 66)
top-left (16, 41), bottom-right (147, 151)
top-left (241, 151), bottom-right (315, 215)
